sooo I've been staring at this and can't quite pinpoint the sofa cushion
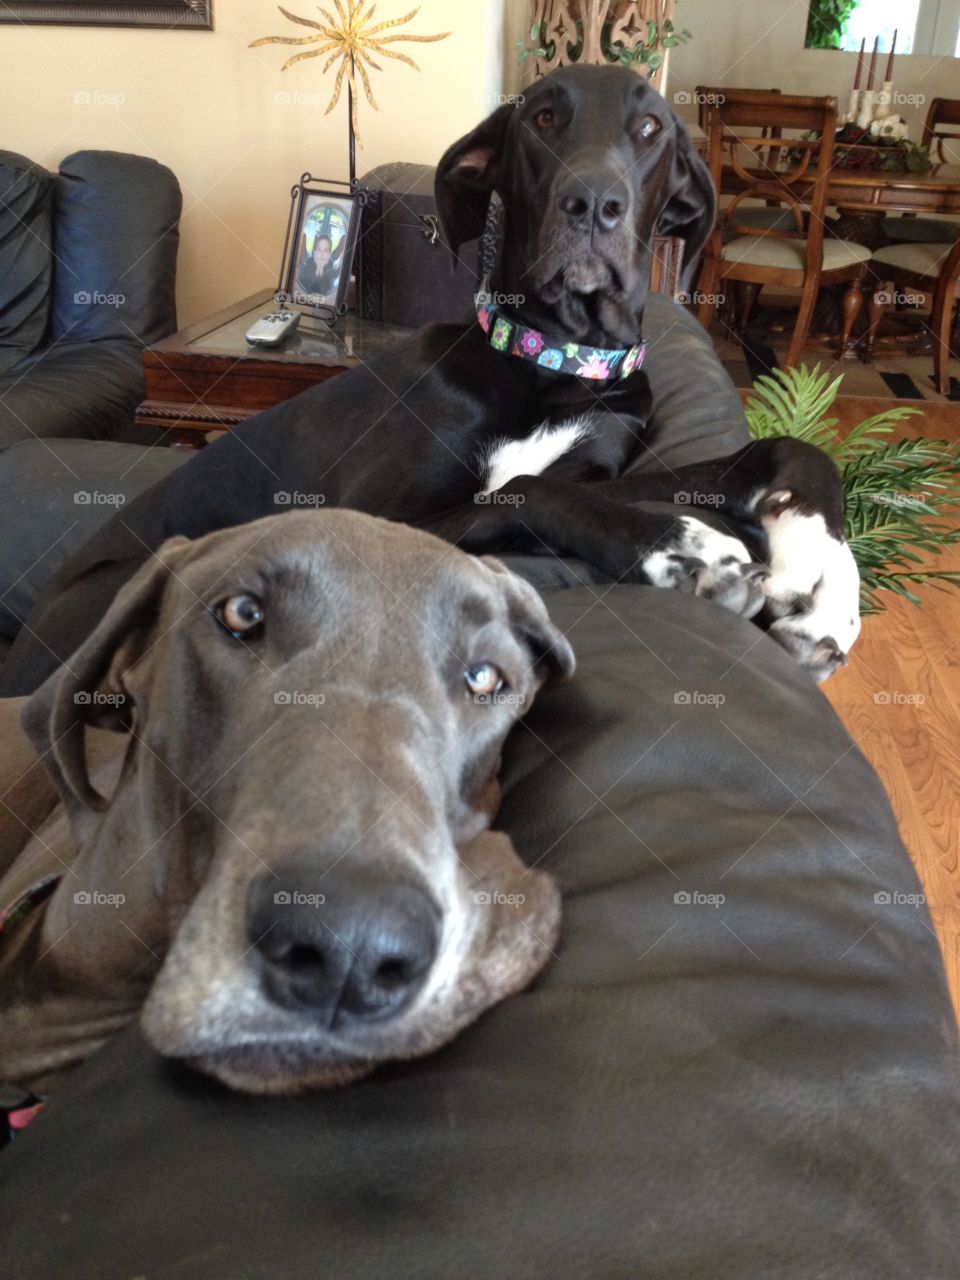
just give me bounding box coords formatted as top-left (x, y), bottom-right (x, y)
top-left (0, 438), bottom-right (185, 640)
top-left (48, 151), bottom-right (181, 346)
top-left (0, 151), bottom-right (54, 378)
top-left (0, 342), bottom-right (153, 453)
top-left (1, 585), bottom-right (958, 1278)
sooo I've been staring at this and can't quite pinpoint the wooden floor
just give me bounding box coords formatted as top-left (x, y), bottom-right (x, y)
top-left (816, 397), bottom-right (960, 1021)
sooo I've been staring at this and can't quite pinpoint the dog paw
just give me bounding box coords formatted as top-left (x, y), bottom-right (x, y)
top-left (641, 517), bottom-right (768, 619)
top-left (759, 506), bottom-right (861, 682)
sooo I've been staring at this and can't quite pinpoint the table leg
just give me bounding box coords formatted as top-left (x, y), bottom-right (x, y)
top-left (840, 279), bottom-right (864, 359)
top-left (863, 280), bottom-right (894, 364)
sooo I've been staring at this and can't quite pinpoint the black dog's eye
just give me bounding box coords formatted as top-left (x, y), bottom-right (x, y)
top-left (216, 594), bottom-right (265, 638)
top-left (534, 107), bottom-right (554, 131)
top-left (634, 114), bottom-right (660, 140)
top-left (464, 662), bottom-right (504, 698)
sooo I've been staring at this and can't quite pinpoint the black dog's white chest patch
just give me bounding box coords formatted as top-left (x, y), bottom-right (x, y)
top-left (478, 418), bottom-right (595, 495)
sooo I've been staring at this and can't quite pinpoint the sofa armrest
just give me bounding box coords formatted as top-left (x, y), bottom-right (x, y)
top-left (634, 292), bottom-right (749, 471)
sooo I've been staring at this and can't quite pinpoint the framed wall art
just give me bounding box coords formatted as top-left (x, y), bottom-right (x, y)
top-left (0, 1), bottom-right (214, 29)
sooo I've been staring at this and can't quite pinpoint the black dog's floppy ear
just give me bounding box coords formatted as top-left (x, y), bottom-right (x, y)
top-left (481, 556), bottom-right (576, 687)
top-left (657, 126), bottom-right (717, 290)
top-left (20, 537), bottom-right (190, 815)
top-left (435, 102), bottom-right (516, 263)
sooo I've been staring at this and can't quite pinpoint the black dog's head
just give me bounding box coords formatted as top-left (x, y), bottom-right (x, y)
top-left (436, 64), bottom-right (715, 347)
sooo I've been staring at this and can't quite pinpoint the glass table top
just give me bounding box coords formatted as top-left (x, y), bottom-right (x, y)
top-left (187, 304), bottom-right (414, 365)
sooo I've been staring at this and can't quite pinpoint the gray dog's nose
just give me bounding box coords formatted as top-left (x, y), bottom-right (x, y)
top-left (558, 171), bottom-right (629, 233)
top-left (247, 866), bottom-right (440, 1024)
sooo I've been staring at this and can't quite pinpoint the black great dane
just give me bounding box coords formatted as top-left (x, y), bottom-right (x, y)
top-left (3, 65), bottom-right (860, 694)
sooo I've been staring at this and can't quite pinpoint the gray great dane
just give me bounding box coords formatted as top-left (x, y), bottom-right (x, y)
top-left (0, 510), bottom-right (573, 1097)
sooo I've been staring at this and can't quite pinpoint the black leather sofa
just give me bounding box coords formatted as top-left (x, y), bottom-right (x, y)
top-left (1, 296), bottom-right (959, 1277)
top-left (0, 149), bottom-right (180, 451)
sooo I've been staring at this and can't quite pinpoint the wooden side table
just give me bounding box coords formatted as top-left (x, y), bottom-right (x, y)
top-left (136, 291), bottom-right (414, 447)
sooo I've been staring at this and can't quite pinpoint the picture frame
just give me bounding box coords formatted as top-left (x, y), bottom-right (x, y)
top-left (279, 177), bottom-right (365, 322)
top-left (0, 1), bottom-right (213, 28)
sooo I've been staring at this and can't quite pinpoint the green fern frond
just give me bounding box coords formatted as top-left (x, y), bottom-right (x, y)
top-left (746, 364), bottom-right (960, 616)
top-left (744, 365), bottom-right (845, 445)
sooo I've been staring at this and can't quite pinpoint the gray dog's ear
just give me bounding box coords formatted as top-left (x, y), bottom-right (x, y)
top-left (481, 556), bottom-right (575, 686)
top-left (20, 537), bottom-right (189, 813)
top-left (657, 126), bottom-right (717, 290)
top-left (435, 102), bottom-right (516, 263)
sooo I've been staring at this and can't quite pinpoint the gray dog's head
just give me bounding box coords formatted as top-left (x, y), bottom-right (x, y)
top-left (436, 64), bottom-right (715, 344)
top-left (22, 511), bottom-right (574, 1094)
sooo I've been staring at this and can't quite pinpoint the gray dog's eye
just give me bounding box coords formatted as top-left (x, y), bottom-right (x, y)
top-left (637, 114), bottom-right (660, 139)
top-left (464, 662), bottom-right (504, 697)
top-left (216, 594), bottom-right (265, 638)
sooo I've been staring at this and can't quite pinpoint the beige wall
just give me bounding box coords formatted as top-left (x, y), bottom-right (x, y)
top-left (7, 0), bottom-right (952, 328)
top-left (668, 0), bottom-right (960, 138)
top-left (0, 0), bottom-right (507, 326)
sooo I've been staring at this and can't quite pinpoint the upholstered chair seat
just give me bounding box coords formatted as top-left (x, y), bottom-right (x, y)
top-left (722, 235), bottom-right (872, 273)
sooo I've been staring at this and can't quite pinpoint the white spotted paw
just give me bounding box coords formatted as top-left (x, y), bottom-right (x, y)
top-left (642, 516), bottom-right (768, 619)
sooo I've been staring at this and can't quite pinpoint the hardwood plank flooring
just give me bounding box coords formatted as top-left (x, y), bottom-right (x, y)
top-left (802, 397), bottom-right (960, 1020)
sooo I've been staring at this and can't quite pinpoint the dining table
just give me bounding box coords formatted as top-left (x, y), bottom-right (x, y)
top-left (686, 116), bottom-right (960, 242)
top-left (718, 159), bottom-right (960, 249)
top-left (699, 127), bottom-right (960, 357)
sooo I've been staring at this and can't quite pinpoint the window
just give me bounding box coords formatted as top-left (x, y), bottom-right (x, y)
top-left (839, 0), bottom-right (920, 55)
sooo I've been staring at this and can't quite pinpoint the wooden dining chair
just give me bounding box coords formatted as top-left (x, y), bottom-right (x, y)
top-left (696, 93), bottom-right (872, 367)
top-left (884, 98), bottom-right (960, 244)
top-left (695, 87), bottom-right (795, 233)
top-left (869, 235), bottom-right (960, 393)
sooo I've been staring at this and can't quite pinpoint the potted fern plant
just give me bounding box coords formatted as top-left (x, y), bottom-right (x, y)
top-left (744, 366), bottom-right (960, 615)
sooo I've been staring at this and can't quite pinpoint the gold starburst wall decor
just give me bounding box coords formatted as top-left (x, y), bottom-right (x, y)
top-left (250, 1), bottom-right (451, 148)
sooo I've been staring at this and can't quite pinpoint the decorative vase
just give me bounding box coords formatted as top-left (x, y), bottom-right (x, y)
top-left (525, 0), bottom-right (677, 93)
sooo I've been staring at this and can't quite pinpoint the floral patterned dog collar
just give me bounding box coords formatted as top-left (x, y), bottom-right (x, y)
top-left (476, 297), bottom-right (645, 382)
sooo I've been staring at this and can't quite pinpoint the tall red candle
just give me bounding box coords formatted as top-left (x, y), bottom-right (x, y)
top-left (867, 35), bottom-right (879, 89)
top-left (885, 28), bottom-right (897, 81)
top-left (853, 37), bottom-right (865, 90)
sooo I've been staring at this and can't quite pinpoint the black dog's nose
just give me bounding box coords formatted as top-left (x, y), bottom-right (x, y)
top-left (558, 171), bottom-right (629, 233)
top-left (247, 866), bottom-right (440, 1023)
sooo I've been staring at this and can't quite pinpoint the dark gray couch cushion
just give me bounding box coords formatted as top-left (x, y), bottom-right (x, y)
top-left (632, 291), bottom-right (748, 469)
top-left (2, 586), bottom-right (958, 1278)
top-left (47, 150), bottom-right (181, 347)
top-left (0, 343), bottom-right (153, 453)
top-left (0, 149), bottom-right (181, 450)
top-left (0, 151), bottom-right (54, 378)
top-left (0, 439), bottom-right (184, 640)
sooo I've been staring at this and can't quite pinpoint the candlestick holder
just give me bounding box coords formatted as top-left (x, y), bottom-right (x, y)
top-left (856, 89), bottom-right (876, 131)
top-left (843, 88), bottom-right (861, 125)
top-left (873, 82), bottom-right (894, 121)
